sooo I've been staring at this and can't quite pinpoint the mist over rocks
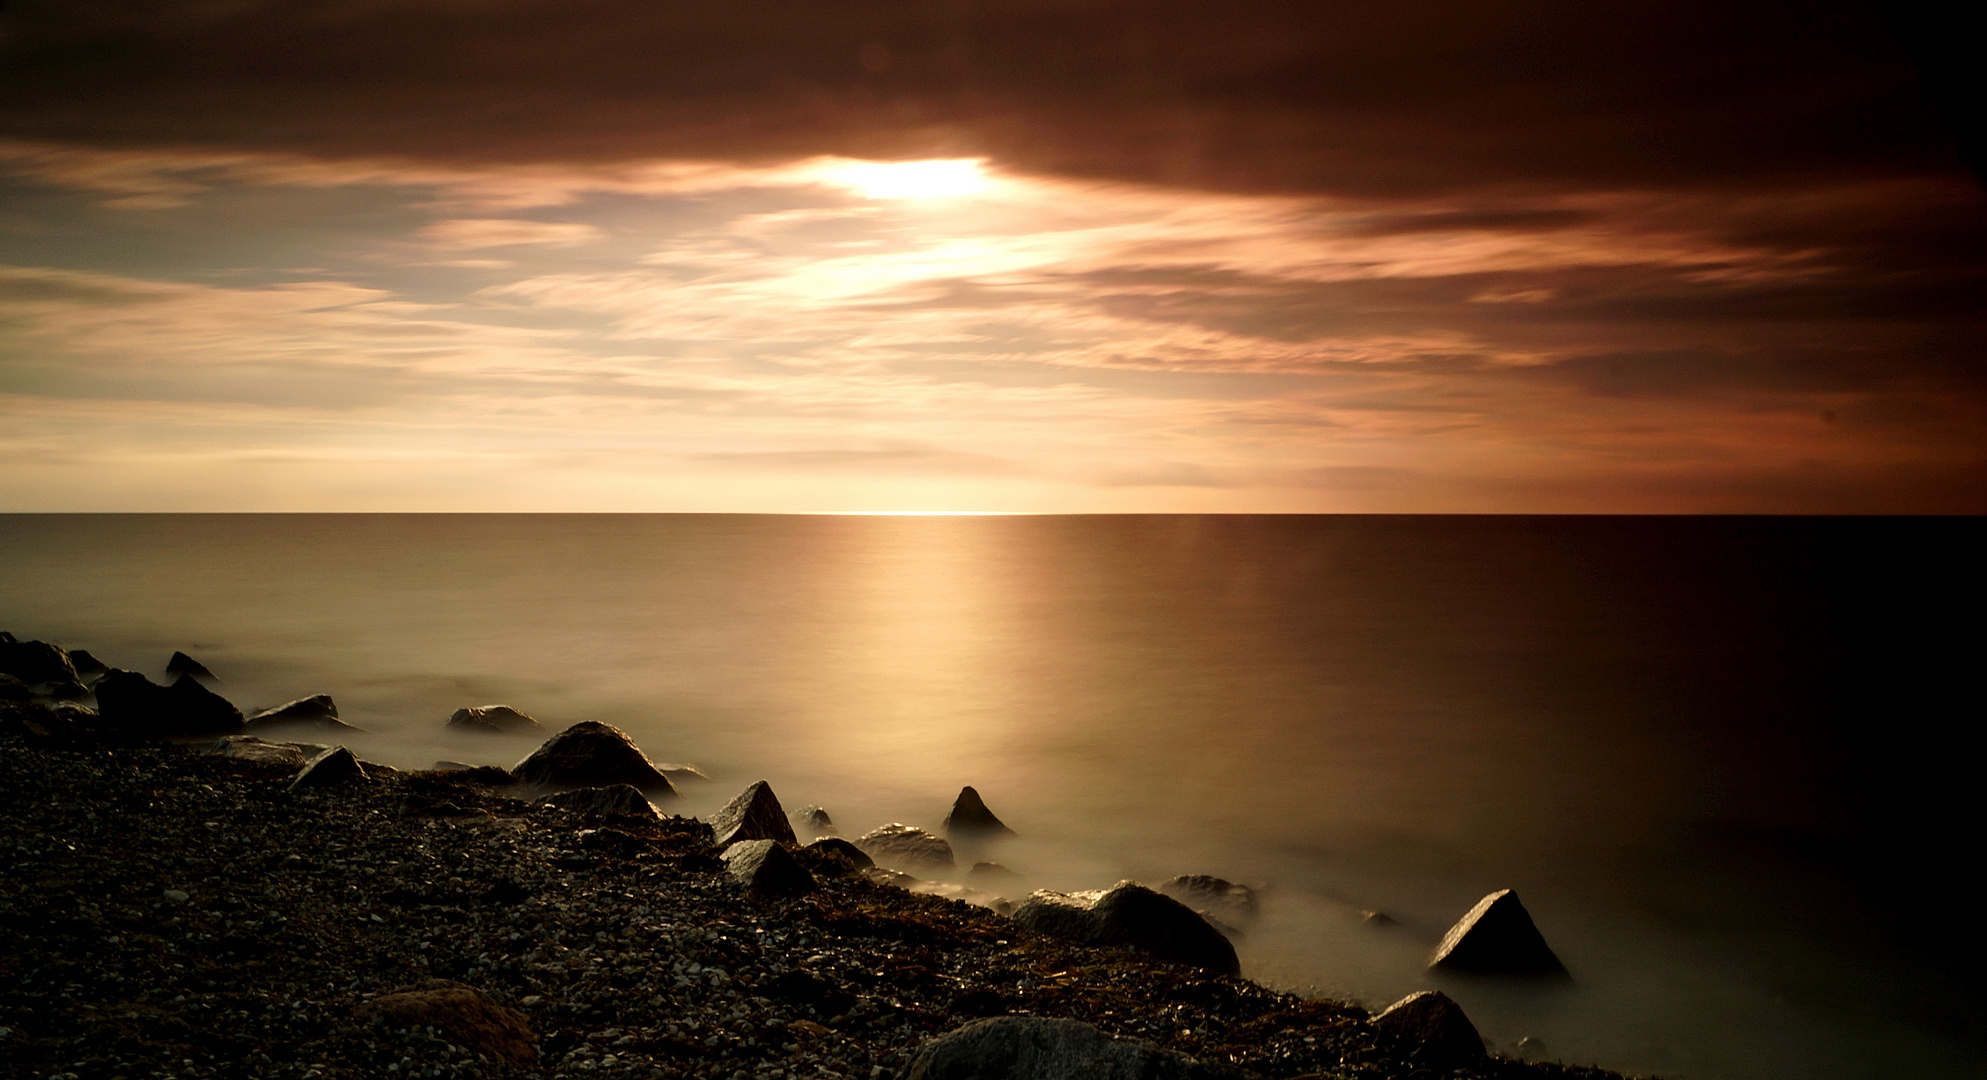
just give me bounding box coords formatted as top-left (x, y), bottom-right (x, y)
top-left (1014, 882), bottom-right (1241, 977)
top-left (709, 780), bottom-right (797, 848)
top-left (509, 720), bottom-right (678, 798)
top-left (1432, 889), bottom-right (1572, 979)
top-left (447, 704), bottom-right (542, 735)
top-left (1372, 990), bottom-right (1488, 1070)
top-left (942, 786), bottom-right (1015, 840)
top-left (0, 636), bottom-right (82, 688)
top-left (95, 669), bottom-right (246, 737)
top-left (166, 650), bottom-right (220, 683)
top-left (857, 822), bottom-right (955, 872)
top-left (792, 803), bottom-right (836, 839)
top-left (1160, 876), bottom-right (1261, 933)
top-left (245, 694), bottom-right (358, 734)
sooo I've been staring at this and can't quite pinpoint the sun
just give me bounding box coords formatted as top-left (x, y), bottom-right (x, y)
top-left (831, 159), bottom-right (991, 200)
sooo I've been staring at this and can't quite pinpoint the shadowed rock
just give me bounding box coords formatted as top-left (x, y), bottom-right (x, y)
top-left (246, 695), bottom-right (360, 734)
top-left (1430, 889), bottom-right (1570, 979)
top-left (709, 780), bottom-right (797, 847)
top-left (1013, 882), bottom-right (1239, 976)
top-left (534, 783), bottom-right (659, 822)
top-left (1372, 991), bottom-right (1485, 1069)
top-left (95, 670), bottom-right (245, 736)
top-left (353, 979), bottom-right (536, 1067)
top-left (510, 721), bottom-right (678, 798)
top-left (210, 735), bottom-right (311, 768)
top-left (857, 823), bottom-right (954, 871)
top-left (0, 638), bottom-right (81, 687)
top-left (447, 705), bottom-right (542, 734)
top-left (942, 786), bottom-right (1016, 839)
top-left (166, 651), bottom-right (219, 682)
top-left (905, 1016), bottom-right (1255, 1080)
top-left (290, 746), bottom-right (367, 791)
top-left (723, 839), bottom-right (816, 897)
top-left (969, 862), bottom-right (1021, 884)
top-left (801, 837), bottom-right (874, 873)
top-left (66, 649), bottom-right (108, 683)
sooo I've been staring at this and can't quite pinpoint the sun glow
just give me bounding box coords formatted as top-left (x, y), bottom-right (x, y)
top-left (832, 158), bottom-right (990, 200)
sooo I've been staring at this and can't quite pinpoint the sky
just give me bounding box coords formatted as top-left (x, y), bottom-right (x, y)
top-left (1, 1), bottom-right (1982, 513)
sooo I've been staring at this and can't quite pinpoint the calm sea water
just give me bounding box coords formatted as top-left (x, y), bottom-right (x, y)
top-left (1, 514), bottom-right (1979, 1079)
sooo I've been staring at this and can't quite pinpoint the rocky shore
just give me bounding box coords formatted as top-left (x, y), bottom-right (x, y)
top-left (0, 638), bottom-right (1638, 1080)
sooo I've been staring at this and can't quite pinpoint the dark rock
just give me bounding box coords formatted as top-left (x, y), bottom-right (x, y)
top-left (45, 680), bottom-right (91, 702)
top-left (353, 979), bottom-right (537, 1067)
top-left (66, 649), bottom-right (108, 682)
top-left (244, 694), bottom-right (358, 734)
top-left (722, 839), bottom-right (816, 897)
top-left (709, 780), bottom-right (797, 847)
top-left (1430, 889), bottom-right (1570, 978)
top-left (166, 650), bottom-right (219, 682)
top-left (510, 721), bottom-right (678, 798)
top-left (942, 786), bottom-right (1015, 839)
top-left (969, 862), bottom-right (1020, 883)
top-left (1361, 910), bottom-right (1398, 927)
top-left (289, 746), bottom-right (368, 791)
top-left (359, 760), bottom-right (399, 777)
top-left (0, 638), bottom-right (81, 686)
top-left (792, 804), bottom-right (836, 838)
top-left (534, 783), bottom-right (660, 822)
top-left (0, 674), bottom-right (30, 703)
top-left (210, 735), bottom-right (311, 768)
top-left (1013, 882), bottom-right (1240, 976)
top-left (1371, 991), bottom-right (1486, 1069)
top-left (447, 705), bottom-right (542, 734)
top-left (905, 1016), bottom-right (1256, 1080)
top-left (856, 823), bottom-right (954, 871)
top-left (801, 837), bottom-right (874, 872)
top-left (95, 669), bottom-right (245, 736)
top-left (658, 762), bottom-right (709, 786)
top-left (1159, 875), bottom-right (1259, 927)
top-left (433, 759), bottom-right (476, 771)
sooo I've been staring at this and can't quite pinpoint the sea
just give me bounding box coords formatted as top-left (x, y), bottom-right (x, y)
top-left (1, 514), bottom-right (1979, 1080)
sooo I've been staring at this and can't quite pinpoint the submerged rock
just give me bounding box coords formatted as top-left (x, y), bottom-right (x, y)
top-left (857, 823), bottom-right (954, 872)
top-left (1430, 888), bottom-right (1570, 978)
top-left (1013, 882), bottom-right (1239, 976)
top-left (969, 862), bottom-right (1021, 884)
top-left (95, 669), bottom-right (245, 736)
top-left (1372, 991), bottom-right (1485, 1068)
top-left (510, 721), bottom-right (678, 798)
top-left (353, 979), bottom-right (536, 1067)
top-left (289, 746), bottom-right (368, 791)
top-left (245, 695), bottom-right (359, 734)
top-left (709, 780), bottom-right (797, 847)
top-left (166, 650), bottom-right (219, 682)
top-left (534, 783), bottom-right (659, 822)
top-left (792, 804), bottom-right (837, 838)
top-left (942, 786), bottom-right (1016, 840)
top-left (1159, 875), bottom-right (1259, 928)
top-left (0, 638), bottom-right (82, 687)
top-left (447, 705), bottom-right (542, 735)
top-left (723, 839), bottom-right (816, 897)
top-left (905, 1016), bottom-right (1254, 1080)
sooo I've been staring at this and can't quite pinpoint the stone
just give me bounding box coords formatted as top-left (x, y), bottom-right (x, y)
top-left (942, 786), bottom-right (1015, 839)
top-left (166, 650), bottom-right (219, 682)
top-left (0, 638), bottom-right (81, 687)
top-left (905, 1016), bottom-right (1256, 1080)
top-left (45, 681), bottom-right (91, 702)
top-left (447, 705), bottom-right (542, 735)
top-left (510, 721), bottom-right (678, 798)
top-left (722, 839), bottom-right (816, 898)
top-left (289, 746), bottom-right (368, 791)
top-left (1013, 882), bottom-right (1239, 976)
top-left (1371, 991), bottom-right (1486, 1069)
top-left (792, 804), bottom-right (836, 838)
top-left (245, 695), bottom-right (360, 734)
top-left (969, 862), bottom-right (1020, 883)
top-left (856, 823), bottom-right (954, 871)
top-left (658, 762), bottom-right (709, 786)
top-left (534, 783), bottom-right (659, 822)
top-left (1159, 875), bottom-right (1259, 927)
top-left (95, 670), bottom-right (245, 736)
top-left (708, 780), bottom-right (797, 847)
top-left (354, 979), bottom-right (537, 1067)
top-left (1430, 889), bottom-right (1570, 978)
top-left (66, 649), bottom-right (108, 683)
top-left (210, 735), bottom-right (310, 768)
top-left (799, 837), bottom-right (874, 872)
top-left (0, 674), bottom-right (29, 703)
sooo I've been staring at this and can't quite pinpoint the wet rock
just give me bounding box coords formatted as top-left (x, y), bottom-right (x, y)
top-left (1430, 888), bottom-right (1570, 978)
top-left (905, 1015), bottom-right (1256, 1080)
top-left (1159, 875), bottom-right (1259, 927)
top-left (1013, 882), bottom-right (1240, 976)
top-left (657, 762), bottom-right (709, 786)
top-left (95, 670), bottom-right (246, 736)
top-left (722, 839), bottom-right (816, 897)
top-left (245, 695), bottom-right (360, 734)
top-left (969, 862), bottom-right (1020, 884)
top-left (857, 823), bottom-right (955, 871)
top-left (289, 746), bottom-right (368, 791)
top-left (353, 979), bottom-right (537, 1067)
top-left (166, 650), bottom-right (219, 682)
top-left (447, 704), bottom-right (542, 735)
top-left (534, 783), bottom-right (659, 822)
top-left (210, 735), bottom-right (311, 768)
top-left (0, 638), bottom-right (81, 687)
top-left (1371, 990), bottom-right (1485, 1068)
top-left (802, 837), bottom-right (873, 871)
top-left (709, 780), bottom-right (797, 847)
top-left (942, 786), bottom-right (1016, 840)
top-left (510, 720), bottom-right (678, 798)
top-left (66, 649), bottom-right (108, 683)
top-left (865, 866), bottom-right (922, 889)
top-left (792, 804), bottom-right (837, 838)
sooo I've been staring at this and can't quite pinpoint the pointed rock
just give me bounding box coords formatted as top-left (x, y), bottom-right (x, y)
top-left (510, 721), bottom-right (678, 798)
top-left (1430, 889), bottom-right (1570, 978)
top-left (942, 786), bottom-right (1016, 839)
top-left (1013, 881), bottom-right (1239, 976)
top-left (167, 651), bottom-right (219, 682)
top-left (709, 780), bottom-right (797, 847)
top-left (856, 823), bottom-right (954, 871)
top-left (534, 783), bottom-right (659, 822)
top-left (95, 669), bottom-right (245, 736)
top-left (246, 695), bottom-right (360, 734)
top-left (447, 705), bottom-right (542, 734)
top-left (792, 804), bottom-right (836, 839)
top-left (723, 839), bottom-right (816, 897)
top-left (66, 649), bottom-right (108, 683)
top-left (1372, 991), bottom-right (1486, 1068)
top-left (290, 746), bottom-right (367, 791)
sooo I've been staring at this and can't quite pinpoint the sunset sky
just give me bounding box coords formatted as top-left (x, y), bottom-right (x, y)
top-left (2, 1), bottom-right (1982, 512)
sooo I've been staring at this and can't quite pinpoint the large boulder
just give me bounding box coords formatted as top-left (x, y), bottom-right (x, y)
top-left (709, 780), bottom-right (797, 847)
top-left (857, 823), bottom-right (955, 871)
top-left (1013, 882), bottom-right (1239, 976)
top-left (447, 705), bottom-right (542, 735)
top-left (1371, 991), bottom-right (1486, 1069)
top-left (0, 638), bottom-right (81, 687)
top-left (510, 721), bottom-right (678, 798)
top-left (289, 746), bottom-right (368, 791)
top-left (905, 1016), bottom-right (1256, 1080)
top-left (534, 783), bottom-right (659, 822)
top-left (166, 650), bottom-right (219, 682)
top-left (1430, 889), bottom-right (1570, 978)
top-left (95, 669), bottom-right (245, 736)
top-left (353, 979), bottom-right (536, 1067)
top-left (942, 786), bottom-right (1016, 840)
top-left (245, 695), bottom-right (360, 734)
top-left (722, 839), bottom-right (817, 898)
